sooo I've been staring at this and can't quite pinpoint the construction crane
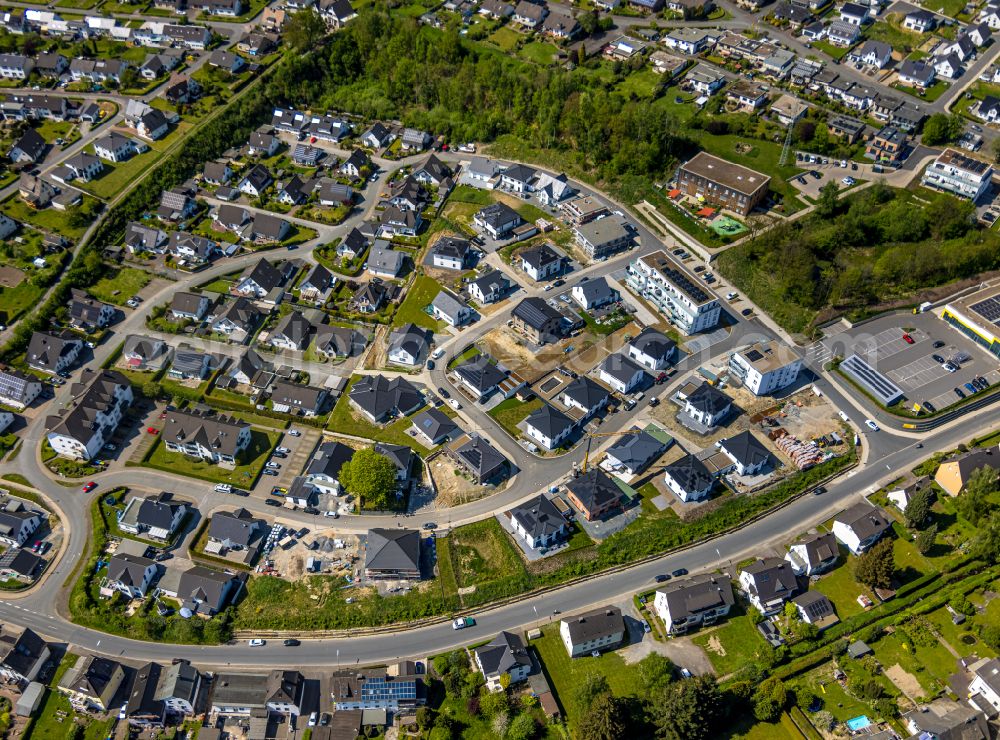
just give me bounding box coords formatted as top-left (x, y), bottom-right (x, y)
top-left (573, 428), bottom-right (646, 477)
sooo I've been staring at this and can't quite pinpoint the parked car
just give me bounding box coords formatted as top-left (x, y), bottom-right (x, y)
top-left (671, 568), bottom-right (688, 577)
top-left (933, 340), bottom-right (945, 348)
top-left (264, 499), bottom-right (282, 506)
top-left (864, 419), bottom-right (879, 431)
top-left (146, 427), bottom-right (159, 434)
top-left (955, 387), bottom-right (966, 399)
top-left (932, 354), bottom-right (946, 364)
top-left (289, 429), bottom-right (302, 437)
top-left (83, 482), bottom-right (97, 493)
top-left (902, 333), bottom-right (914, 344)
top-left (452, 616), bottom-right (475, 630)
top-left (654, 574), bottom-right (670, 583)
top-left (248, 639), bottom-right (266, 647)
top-left (276, 447), bottom-right (290, 454)
top-left (263, 470), bottom-right (278, 476)
top-left (437, 387), bottom-right (450, 399)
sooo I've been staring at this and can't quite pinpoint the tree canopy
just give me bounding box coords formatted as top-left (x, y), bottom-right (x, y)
top-left (338, 448), bottom-right (398, 509)
top-left (854, 537), bottom-right (895, 590)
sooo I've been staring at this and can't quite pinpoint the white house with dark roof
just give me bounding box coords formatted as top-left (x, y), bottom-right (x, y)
top-left (118, 492), bottom-right (186, 540)
top-left (388, 323), bottom-right (432, 366)
top-left (654, 574), bottom-right (735, 634)
top-left (663, 453), bottom-right (714, 502)
top-left (161, 409), bottom-right (251, 465)
top-left (832, 502), bottom-right (892, 555)
top-left (169, 292), bottom-right (210, 322)
top-left (969, 658), bottom-right (1000, 713)
top-left (785, 532), bottom-right (839, 576)
top-left (598, 353), bottom-right (646, 394)
top-left (468, 270), bottom-right (512, 305)
top-left (106, 553), bottom-right (157, 599)
top-left (519, 243), bottom-right (563, 281)
top-left (717, 431), bottom-right (773, 476)
top-left (559, 606), bottom-right (625, 658)
top-left (627, 328), bottom-right (676, 372)
top-left (738, 557), bottom-right (798, 615)
top-left (0, 369), bottom-right (41, 410)
top-left (681, 382), bottom-right (731, 428)
top-left (604, 430), bottom-right (668, 476)
top-left (431, 236), bottom-right (473, 271)
top-left (411, 408), bottom-right (458, 446)
top-left (474, 632), bottom-right (532, 692)
top-left (558, 376), bottom-right (609, 420)
top-left (525, 403), bottom-right (575, 450)
top-left (506, 495), bottom-right (568, 549)
top-left (571, 277), bottom-right (618, 310)
top-left (431, 290), bottom-right (473, 327)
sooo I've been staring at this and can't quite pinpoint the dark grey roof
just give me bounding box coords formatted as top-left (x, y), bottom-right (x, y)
top-left (349, 375), bottom-right (423, 420)
top-left (835, 502), bottom-right (891, 541)
top-left (560, 376), bottom-right (608, 409)
top-left (719, 431), bottom-right (772, 469)
top-left (502, 163), bottom-right (536, 184)
top-left (565, 469), bottom-right (621, 512)
top-left (125, 661), bottom-right (163, 719)
top-left (525, 403), bottom-right (573, 438)
top-left (600, 353), bottom-right (646, 385)
top-left (562, 606), bottom-right (624, 644)
top-left (209, 508), bottom-right (264, 548)
top-left (432, 236), bottom-right (471, 262)
top-left (0, 627), bottom-right (47, 678)
top-left (388, 323), bottom-right (432, 361)
top-left (520, 243), bottom-right (561, 270)
top-left (741, 557), bottom-right (798, 602)
top-left (791, 591), bottom-right (835, 621)
top-left (0, 549), bottom-right (42, 578)
top-left (0, 369), bottom-right (38, 406)
top-left (454, 434), bottom-right (507, 479)
top-left (412, 408), bottom-right (458, 442)
top-left (154, 661), bottom-right (200, 705)
top-left (271, 380), bottom-right (325, 410)
top-left (454, 356), bottom-right (506, 393)
top-left (271, 310), bottom-right (314, 347)
top-left (508, 495), bottom-right (567, 540)
top-left (470, 269), bottom-right (511, 295)
top-left (630, 327), bottom-right (676, 362)
top-left (307, 441), bottom-right (354, 480)
top-left (136, 493), bottom-right (183, 530)
top-left (365, 528), bottom-right (420, 573)
top-left (657, 574), bottom-right (735, 620)
top-left (685, 382), bottom-right (731, 416)
top-left (314, 324), bottom-right (366, 357)
top-left (606, 430), bottom-right (666, 473)
top-left (431, 290), bottom-right (468, 322)
top-left (27, 331), bottom-right (79, 372)
top-left (512, 297), bottom-right (562, 330)
top-left (107, 553), bottom-right (154, 588)
top-left (243, 258), bottom-right (284, 292)
top-left (414, 153), bottom-right (451, 182)
top-left (374, 442), bottom-right (413, 474)
top-left (794, 532), bottom-right (839, 568)
top-left (12, 128), bottom-right (45, 160)
top-left (170, 291), bottom-right (206, 315)
top-left (575, 277), bottom-right (615, 304)
top-left (664, 454), bottom-right (713, 493)
top-left (177, 566), bottom-right (240, 611)
top-left (475, 631), bottom-right (531, 676)
top-left (475, 201), bottom-right (521, 229)
top-left (161, 409), bottom-right (250, 457)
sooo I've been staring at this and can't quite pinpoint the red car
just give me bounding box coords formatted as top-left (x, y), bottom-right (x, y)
top-left (147, 427), bottom-right (159, 434)
top-left (82, 482), bottom-right (97, 493)
top-left (159, 411), bottom-right (167, 419)
top-left (903, 333), bottom-right (915, 344)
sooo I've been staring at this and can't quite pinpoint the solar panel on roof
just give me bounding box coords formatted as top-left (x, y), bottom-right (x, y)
top-left (971, 297), bottom-right (1000, 325)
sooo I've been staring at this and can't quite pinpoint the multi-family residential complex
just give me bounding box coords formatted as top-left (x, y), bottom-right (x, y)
top-left (626, 250), bottom-right (720, 334)
top-left (45, 370), bottom-right (133, 460)
top-left (920, 148), bottom-right (993, 202)
top-left (675, 152), bottom-right (770, 215)
top-left (728, 340), bottom-right (803, 396)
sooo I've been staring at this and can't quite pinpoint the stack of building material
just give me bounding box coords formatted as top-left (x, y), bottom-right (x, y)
top-left (775, 434), bottom-right (823, 469)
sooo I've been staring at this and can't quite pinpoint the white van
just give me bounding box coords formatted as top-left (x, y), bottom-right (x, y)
top-left (214, 483), bottom-right (232, 494)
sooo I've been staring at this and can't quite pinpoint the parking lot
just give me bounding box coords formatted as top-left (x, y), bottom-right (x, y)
top-left (250, 426), bottom-right (322, 498)
top-left (788, 156), bottom-right (867, 200)
top-left (811, 313), bottom-right (1000, 412)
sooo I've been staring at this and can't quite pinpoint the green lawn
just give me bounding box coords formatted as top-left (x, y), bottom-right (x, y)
top-left (488, 26), bottom-right (521, 51)
top-left (448, 518), bottom-right (526, 589)
top-left (447, 184), bottom-right (495, 206)
top-left (488, 396), bottom-right (542, 438)
top-left (1, 193), bottom-right (99, 240)
top-left (868, 629), bottom-right (956, 697)
top-left (812, 558), bottom-right (869, 619)
top-left (519, 41), bottom-right (561, 66)
top-left (894, 79), bottom-right (949, 103)
top-left (530, 625), bottom-right (644, 721)
top-left (326, 375), bottom-right (431, 454)
top-left (392, 273), bottom-right (444, 331)
top-left (0, 279), bottom-right (44, 325)
top-left (615, 68), bottom-right (663, 99)
top-left (793, 666), bottom-right (873, 723)
top-left (78, 146), bottom-right (165, 199)
top-left (447, 345), bottom-right (481, 370)
top-left (88, 267), bottom-right (151, 305)
top-left (691, 611), bottom-right (765, 676)
top-left (952, 81), bottom-right (1000, 119)
top-left (812, 39), bottom-right (853, 61)
top-left (693, 134), bottom-right (804, 213)
top-left (143, 429), bottom-right (279, 487)
top-left (26, 654), bottom-right (114, 740)
top-left (865, 20), bottom-right (924, 54)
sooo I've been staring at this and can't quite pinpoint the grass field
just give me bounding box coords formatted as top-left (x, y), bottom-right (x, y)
top-left (392, 274), bottom-right (444, 331)
top-left (144, 429), bottom-right (278, 487)
top-left (488, 26), bottom-right (521, 51)
top-left (894, 78), bottom-right (949, 103)
top-left (488, 396), bottom-right (543, 438)
top-left (1, 193), bottom-right (98, 240)
top-left (531, 624), bottom-right (644, 721)
top-left (520, 41), bottom-right (560, 66)
top-left (691, 610), bottom-right (765, 676)
top-left (812, 39), bottom-right (853, 61)
top-left (0, 279), bottom-right (44, 325)
top-left (448, 518), bottom-right (525, 589)
top-left (812, 557), bottom-right (869, 619)
top-left (865, 20), bottom-right (924, 54)
top-left (88, 267), bottom-right (151, 305)
top-left (615, 68), bottom-right (663, 99)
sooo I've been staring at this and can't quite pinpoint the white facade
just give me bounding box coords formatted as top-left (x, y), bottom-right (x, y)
top-left (559, 617), bottom-right (624, 658)
top-left (625, 251), bottom-right (720, 335)
top-left (728, 341), bottom-right (803, 395)
top-left (598, 364), bottom-right (644, 394)
top-left (921, 149), bottom-right (993, 202)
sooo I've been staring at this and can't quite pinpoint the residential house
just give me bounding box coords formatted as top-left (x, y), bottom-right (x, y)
top-left (45, 369), bottom-right (132, 460)
top-left (850, 39), bottom-right (891, 69)
top-left (268, 310), bottom-right (314, 351)
top-left (58, 656), bottom-right (125, 711)
top-left (558, 376), bottom-right (609, 421)
top-left (603, 429), bottom-right (668, 476)
top-left (18, 174), bottom-right (55, 209)
top-left (122, 335), bottom-right (169, 371)
top-left (209, 50), bottom-right (246, 74)
top-left (68, 289), bottom-right (115, 332)
top-left (118, 492), bottom-right (186, 540)
top-left (934, 446), bottom-right (1000, 495)
top-left (728, 340), bottom-right (802, 395)
top-left (832, 502), bottom-right (892, 555)
top-left (511, 297), bottom-right (563, 345)
top-left (431, 236), bottom-right (473, 270)
top-left (598, 353), bottom-right (646, 394)
top-left (106, 553), bottom-right (157, 599)
top-left (738, 557), bottom-right (798, 614)
top-left (452, 355), bottom-right (506, 401)
top-left (169, 292), bottom-right (210, 321)
top-left (330, 663), bottom-right (424, 712)
top-left (785, 532), bottom-right (839, 576)
top-left (681, 382), bottom-right (731, 428)
top-left (565, 469), bottom-right (623, 521)
top-left (431, 290), bottom-right (472, 328)
top-left (653, 574), bottom-right (735, 634)
top-left (368, 241), bottom-right (405, 278)
top-left (519, 243), bottom-right (563, 281)
top-left (897, 59), bottom-right (936, 88)
top-left (474, 632), bottom-right (532, 693)
top-left (559, 606), bottom-right (626, 657)
top-left (0, 369), bottom-right (41, 409)
top-left (686, 63), bottom-right (726, 94)
top-left (792, 591), bottom-right (838, 628)
top-left (231, 258), bottom-right (288, 300)
top-left (61, 153), bottom-right (103, 183)
top-left (921, 147), bottom-right (993, 202)
top-left (26, 330), bottom-right (80, 375)
top-left (468, 270), bottom-right (512, 304)
top-left (211, 298), bottom-right (262, 340)
top-left (160, 409), bottom-right (251, 465)
top-left (305, 441), bottom-right (354, 494)
top-left (270, 381), bottom-right (328, 417)
top-left (298, 264), bottom-right (335, 305)
top-left (125, 222), bottom-right (167, 254)
top-left (717, 431), bottom-right (773, 476)
top-left (0, 502), bottom-right (41, 547)
top-left (412, 153), bottom-right (452, 186)
top-left (203, 161), bottom-right (232, 185)
top-left (448, 433), bottom-right (509, 484)
top-left (173, 566), bottom-right (243, 616)
top-left (574, 218), bottom-right (632, 261)
top-left (903, 8), bottom-right (936, 32)
top-left (8, 128), bottom-right (46, 164)
top-left (627, 327), bottom-right (676, 372)
top-left (400, 128), bottom-right (430, 151)
top-left (473, 202), bottom-right (523, 240)
top-left (507, 495), bottom-right (568, 550)
top-left (663, 453), bottom-right (714, 502)
top-left (349, 375), bottom-right (423, 423)
top-left (525, 403), bottom-right (575, 451)
top-left (542, 10), bottom-right (579, 39)
top-left (360, 122), bottom-right (394, 150)
top-left (571, 277), bottom-right (618, 310)
top-left (410, 408), bottom-right (458, 446)
top-left (364, 528), bottom-right (421, 579)
top-left (0, 628), bottom-right (49, 684)
top-left (239, 163), bottom-right (273, 197)
top-left (350, 282), bottom-right (386, 314)
top-left (387, 323), bottom-right (432, 366)
top-left (168, 231), bottom-right (217, 265)
top-left (513, 0), bottom-right (547, 28)
top-left (168, 349), bottom-right (210, 380)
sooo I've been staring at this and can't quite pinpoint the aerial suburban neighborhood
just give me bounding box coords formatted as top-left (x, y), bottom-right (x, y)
top-left (0, 0), bottom-right (999, 736)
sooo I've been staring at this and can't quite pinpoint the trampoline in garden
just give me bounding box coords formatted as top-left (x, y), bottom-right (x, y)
top-left (710, 216), bottom-right (747, 237)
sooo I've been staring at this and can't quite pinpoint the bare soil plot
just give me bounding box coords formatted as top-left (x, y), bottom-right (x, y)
top-left (0, 266), bottom-right (25, 287)
top-left (427, 453), bottom-right (495, 508)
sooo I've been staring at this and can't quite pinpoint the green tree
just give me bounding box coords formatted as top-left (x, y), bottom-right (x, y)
top-left (649, 674), bottom-right (725, 740)
top-left (854, 537), bottom-right (895, 590)
top-left (578, 10), bottom-right (599, 34)
top-left (922, 113), bottom-right (963, 146)
top-left (915, 524), bottom-right (937, 555)
top-left (637, 653), bottom-right (675, 690)
top-left (284, 8), bottom-right (328, 52)
top-left (991, 137), bottom-right (1000, 163)
top-left (958, 466), bottom-right (997, 526)
top-left (815, 181), bottom-right (840, 218)
top-left (506, 712), bottom-right (536, 740)
top-left (904, 486), bottom-right (934, 529)
top-left (574, 672), bottom-right (610, 710)
top-left (971, 511), bottom-right (1000, 562)
top-left (479, 689), bottom-right (509, 719)
top-left (577, 691), bottom-right (626, 740)
top-left (752, 677), bottom-right (787, 722)
top-left (339, 448), bottom-right (397, 509)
